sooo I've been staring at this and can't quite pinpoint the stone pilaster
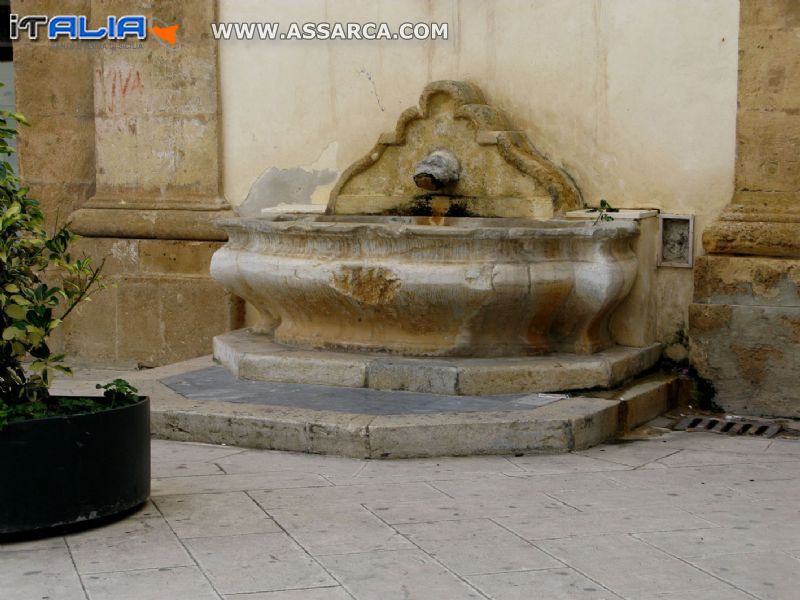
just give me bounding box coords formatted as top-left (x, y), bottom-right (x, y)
top-left (11, 0), bottom-right (95, 225)
top-left (69, 0), bottom-right (232, 240)
top-left (690, 0), bottom-right (800, 416)
top-left (14, 0), bottom-right (242, 366)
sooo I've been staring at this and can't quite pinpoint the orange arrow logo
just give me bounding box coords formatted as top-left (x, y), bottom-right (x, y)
top-left (150, 24), bottom-right (178, 45)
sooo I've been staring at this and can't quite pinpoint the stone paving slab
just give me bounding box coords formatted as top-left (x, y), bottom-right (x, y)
top-left (3, 433), bottom-right (799, 599)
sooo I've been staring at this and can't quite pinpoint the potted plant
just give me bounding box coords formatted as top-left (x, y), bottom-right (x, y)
top-left (0, 105), bottom-right (150, 537)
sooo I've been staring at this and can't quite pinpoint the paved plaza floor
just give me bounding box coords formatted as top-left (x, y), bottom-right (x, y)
top-left (2, 430), bottom-right (799, 600)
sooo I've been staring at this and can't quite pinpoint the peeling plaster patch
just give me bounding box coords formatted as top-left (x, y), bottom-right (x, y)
top-left (239, 143), bottom-right (338, 217)
top-left (238, 167), bottom-right (336, 217)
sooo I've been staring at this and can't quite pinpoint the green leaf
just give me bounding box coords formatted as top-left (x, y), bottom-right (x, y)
top-left (2, 326), bottom-right (23, 340)
top-left (2, 201), bottom-right (20, 219)
top-left (10, 112), bottom-right (29, 126)
top-left (4, 304), bottom-right (27, 319)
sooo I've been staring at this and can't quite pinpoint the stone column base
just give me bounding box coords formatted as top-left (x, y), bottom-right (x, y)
top-left (62, 237), bottom-right (244, 367)
top-left (702, 193), bottom-right (800, 258)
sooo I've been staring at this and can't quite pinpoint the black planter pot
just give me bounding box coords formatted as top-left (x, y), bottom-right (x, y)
top-left (0, 397), bottom-right (151, 536)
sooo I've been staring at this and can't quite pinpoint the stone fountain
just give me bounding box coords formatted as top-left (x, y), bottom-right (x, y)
top-left (210, 81), bottom-right (660, 397)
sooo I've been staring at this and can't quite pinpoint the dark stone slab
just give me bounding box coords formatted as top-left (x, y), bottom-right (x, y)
top-left (161, 366), bottom-right (562, 416)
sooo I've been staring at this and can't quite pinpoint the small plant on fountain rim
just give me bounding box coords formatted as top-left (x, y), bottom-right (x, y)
top-left (587, 198), bottom-right (619, 225)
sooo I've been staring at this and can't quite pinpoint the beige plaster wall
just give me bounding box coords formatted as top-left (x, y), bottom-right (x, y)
top-left (219, 0), bottom-right (740, 342)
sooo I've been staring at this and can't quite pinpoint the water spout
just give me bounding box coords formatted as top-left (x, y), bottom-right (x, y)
top-left (413, 149), bottom-right (461, 191)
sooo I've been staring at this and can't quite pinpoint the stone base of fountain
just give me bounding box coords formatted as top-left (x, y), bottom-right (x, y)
top-left (149, 356), bottom-right (680, 458)
top-left (214, 329), bottom-right (662, 396)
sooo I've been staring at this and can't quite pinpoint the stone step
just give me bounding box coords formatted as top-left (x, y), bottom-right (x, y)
top-left (214, 329), bottom-right (663, 396)
top-left (133, 359), bottom-right (679, 459)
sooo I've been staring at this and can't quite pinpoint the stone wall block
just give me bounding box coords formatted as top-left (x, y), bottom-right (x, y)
top-left (690, 303), bottom-right (800, 417)
top-left (29, 182), bottom-right (95, 224)
top-left (159, 279), bottom-right (243, 365)
top-left (95, 115), bottom-right (194, 193)
top-left (738, 30), bottom-right (800, 111)
top-left (688, 303), bottom-right (732, 333)
top-left (62, 283), bottom-right (118, 362)
top-left (694, 255), bottom-right (800, 305)
top-left (116, 277), bottom-right (163, 366)
top-left (73, 237), bottom-right (141, 276)
top-left (171, 116), bottom-right (220, 193)
top-left (13, 44), bottom-right (95, 117)
top-left (735, 109), bottom-right (800, 192)
top-left (17, 115), bottom-right (95, 184)
top-left (139, 240), bottom-right (222, 275)
top-left (92, 112), bottom-right (220, 195)
top-left (740, 0), bottom-right (800, 30)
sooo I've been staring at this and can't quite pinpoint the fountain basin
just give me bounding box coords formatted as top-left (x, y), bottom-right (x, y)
top-left (211, 214), bottom-right (639, 357)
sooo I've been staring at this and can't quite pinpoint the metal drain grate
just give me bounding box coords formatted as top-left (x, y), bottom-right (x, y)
top-left (674, 416), bottom-right (781, 438)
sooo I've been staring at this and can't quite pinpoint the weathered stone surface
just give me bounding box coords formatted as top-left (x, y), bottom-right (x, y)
top-left (702, 219), bottom-right (800, 258)
top-left (148, 374), bottom-right (630, 458)
top-left (694, 255), bottom-right (800, 304)
top-left (239, 352), bottom-right (368, 388)
top-left (690, 302), bottom-right (800, 417)
top-left (735, 109), bottom-right (800, 193)
top-left (17, 114), bottom-right (95, 183)
top-left (531, 398), bottom-right (620, 451)
top-left (13, 43), bottom-right (94, 117)
top-left (688, 303), bottom-right (733, 333)
top-left (23, 182), bottom-right (95, 226)
top-left (367, 359), bottom-right (459, 395)
top-left (62, 276), bottom-right (119, 362)
top-left (689, 1), bottom-right (800, 418)
top-left (366, 412), bottom-right (573, 458)
top-left (328, 80), bottom-right (581, 218)
top-left (212, 216), bottom-right (638, 357)
top-left (50, 358), bottom-right (681, 458)
top-left (116, 278), bottom-right (163, 366)
top-left (213, 329), bottom-right (661, 395)
top-left (139, 240), bottom-right (223, 275)
top-left (455, 356), bottom-right (608, 396)
top-left (69, 208), bottom-right (231, 241)
top-left (599, 374), bottom-right (680, 432)
top-left (455, 345), bottom-right (656, 396)
top-left (722, 191), bottom-right (800, 222)
top-left (89, 0), bottom-right (222, 205)
top-left (738, 28), bottom-right (800, 112)
top-left (60, 238), bottom-right (244, 367)
top-left (12, 0), bottom-right (90, 19)
top-left (608, 214), bottom-right (659, 347)
top-left (605, 343), bottom-right (663, 385)
top-left (740, 0), bottom-right (800, 28)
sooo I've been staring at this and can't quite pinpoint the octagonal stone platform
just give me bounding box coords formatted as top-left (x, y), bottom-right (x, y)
top-left (148, 361), bottom-right (677, 458)
top-left (214, 329), bottom-right (662, 396)
top-left (52, 356), bottom-right (678, 459)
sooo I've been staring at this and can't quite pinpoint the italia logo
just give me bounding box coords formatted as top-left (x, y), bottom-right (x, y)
top-left (9, 14), bottom-right (179, 46)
